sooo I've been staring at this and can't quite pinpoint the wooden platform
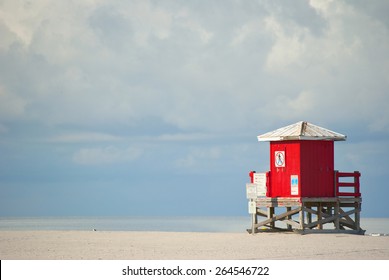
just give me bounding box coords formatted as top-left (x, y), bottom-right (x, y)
top-left (248, 197), bottom-right (364, 235)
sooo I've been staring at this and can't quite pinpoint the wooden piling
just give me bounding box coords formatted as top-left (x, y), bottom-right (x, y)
top-left (249, 197), bottom-right (364, 234)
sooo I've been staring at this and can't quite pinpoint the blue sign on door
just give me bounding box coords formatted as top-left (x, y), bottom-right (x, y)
top-left (291, 175), bottom-right (299, 195)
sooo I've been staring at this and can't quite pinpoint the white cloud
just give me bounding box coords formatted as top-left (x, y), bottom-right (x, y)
top-left (0, 0), bottom-right (388, 134)
top-left (178, 14), bottom-right (214, 45)
top-left (264, 16), bottom-right (308, 72)
top-left (231, 19), bottom-right (265, 47)
top-left (272, 90), bottom-right (315, 120)
top-left (261, 1), bottom-right (389, 132)
top-left (72, 145), bottom-right (142, 165)
top-left (89, 0), bottom-right (174, 48)
top-left (1, 0), bottom-right (389, 217)
top-left (308, 0), bottom-right (334, 18)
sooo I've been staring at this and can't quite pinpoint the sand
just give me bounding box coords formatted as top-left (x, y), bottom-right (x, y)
top-left (1, 230), bottom-right (389, 260)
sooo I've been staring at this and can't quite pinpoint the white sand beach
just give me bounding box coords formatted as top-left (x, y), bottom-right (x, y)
top-left (1, 231), bottom-right (388, 260)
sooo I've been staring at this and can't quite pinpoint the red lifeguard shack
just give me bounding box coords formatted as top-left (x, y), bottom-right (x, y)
top-left (247, 121), bottom-right (363, 234)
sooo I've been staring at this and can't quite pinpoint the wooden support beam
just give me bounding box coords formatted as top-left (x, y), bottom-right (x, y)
top-left (248, 197), bottom-right (363, 234)
top-left (339, 218), bottom-right (357, 230)
top-left (303, 205), bottom-right (333, 217)
top-left (296, 229), bottom-right (365, 235)
top-left (256, 227), bottom-right (291, 232)
top-left (339, 197), bottom-right (362, 201)
top-left (286, 207), bottom-right (292, 230)
top-left (305, 208), bottom-right (357, 229)
top-left (251, 213), bottom-right (256, 234)
top-left (256, 198), bottom-right (301, 207)
top-left (255, 207), bottom-right (301, 228)
top-left (317, 203), bottom-right (323, 229)
top-left (339, 208), bottom-right (357, 224)
top-left (334, 202), bottom-right (340, 230)
top-left (306, 214), bottom-right (334, 229)
top-left (256, 209), bottom-right (268, 217)
top-left (268, 207), bottom-right (275, 228)
top-left (282, 219), bottom-right (301, 228)
top-left (299, 207), bottom-right (305, 230)
top-left (355, 203), bottom-right (361, 230)
top-left (307, 206), bottom-right (312, 224)
top-left (304, 207), bottom-right (319, 216)
top-left (302, 206), bottom-right (332, 219)
top-left (338, 203), bottom-right (360, 207)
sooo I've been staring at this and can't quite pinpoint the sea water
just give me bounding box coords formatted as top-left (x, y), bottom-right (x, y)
top-left (0, 216), bottom-right (388, 234)
top-left (0, 216), bottom-right (249, 232)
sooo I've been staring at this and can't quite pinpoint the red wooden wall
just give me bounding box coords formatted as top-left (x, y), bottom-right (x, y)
top-left (269, 140), bottom-right (334, 198)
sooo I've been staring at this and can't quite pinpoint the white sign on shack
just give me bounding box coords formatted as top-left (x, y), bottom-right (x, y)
top-left (246, 172), bottom-right (267, 199)
top-left (248, 200), bottom-right (256, 214)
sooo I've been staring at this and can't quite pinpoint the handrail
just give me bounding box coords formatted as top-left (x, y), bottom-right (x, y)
top-left (335, 171), bottom-right (361, 197)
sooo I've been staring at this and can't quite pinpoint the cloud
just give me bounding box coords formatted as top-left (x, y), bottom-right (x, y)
top-left (89, 0), bottom-right (173, 49)
top-left (0, 0), bottom-right (388, 133)
top-left (272, 90), bottom-right (315, 120)
top-left (72, 146), bottom-right (142, 165)
top-left (259, 0), bottom-right (389, 132)
top-left (1, 0), bottom-right (389, 217)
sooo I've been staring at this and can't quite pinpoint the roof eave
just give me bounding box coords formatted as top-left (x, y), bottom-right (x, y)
top-left (257, 136), bottom-right (347, 142)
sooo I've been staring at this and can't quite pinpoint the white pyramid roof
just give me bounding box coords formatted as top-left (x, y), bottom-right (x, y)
top-left (257, 121), bottom-right (346, 142)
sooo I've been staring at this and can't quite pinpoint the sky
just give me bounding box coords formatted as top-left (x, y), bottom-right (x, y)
top-left (0, 0), bottom-right (389, 218)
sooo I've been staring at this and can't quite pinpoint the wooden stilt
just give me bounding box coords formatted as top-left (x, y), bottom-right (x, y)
top-left (299, 207), bottom-right (305, 230)
top-left (251, 212), bottom-right (256, 235)
top-left (334, 201), bottom-right (340, 230)
top-left (286, 207), bottom-right (292, 230)
top-left (317, 203), bottom-right (323, 230)
top-left (307, 206), bottom-right (312, 225)
top-left (268, 207), bottom-right (275, 228)
top-left (248, 197), bottom-right (364, 234)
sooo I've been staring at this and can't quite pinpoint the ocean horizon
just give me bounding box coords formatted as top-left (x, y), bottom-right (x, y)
top-left (0, 216), bottom-right (388, 235)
